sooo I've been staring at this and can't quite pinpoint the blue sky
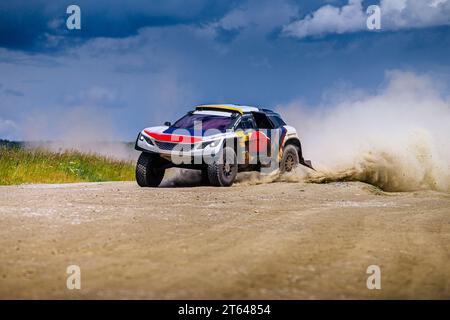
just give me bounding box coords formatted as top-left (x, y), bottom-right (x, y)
top-left (1, 0), bottom-right (450, 141)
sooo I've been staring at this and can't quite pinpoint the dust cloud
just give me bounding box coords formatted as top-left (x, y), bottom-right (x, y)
top-left (277, 71), bottom-right (450, 192)
top-left (160, 168), bottom-right (203, 187)
top-left (23, 105), bottom-right (138, 161)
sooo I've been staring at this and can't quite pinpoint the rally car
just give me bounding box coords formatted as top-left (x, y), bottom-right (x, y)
top-left (135, 104), bottom-right (313, 187)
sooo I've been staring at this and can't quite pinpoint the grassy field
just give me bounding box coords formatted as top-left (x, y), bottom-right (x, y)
top-left (0, 145), bottom-right (135, 185)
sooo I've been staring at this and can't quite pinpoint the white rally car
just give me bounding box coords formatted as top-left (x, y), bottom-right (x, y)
top-left (135, 104), bottom-right (313, 187)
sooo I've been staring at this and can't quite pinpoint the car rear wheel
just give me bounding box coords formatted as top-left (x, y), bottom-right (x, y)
top-left (136, 152), bottom-right (165, 187)
top-left (280, 144), bottom-right (299, 173)
top-left (207, 147), bottom-right (238, 187)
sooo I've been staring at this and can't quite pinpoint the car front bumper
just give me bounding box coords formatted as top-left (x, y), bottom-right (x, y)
top-left (135, 132), bottom-right (222, 161)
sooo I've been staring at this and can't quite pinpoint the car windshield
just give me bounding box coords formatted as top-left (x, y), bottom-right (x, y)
top-left (171, 112), bottom-right (237, 132)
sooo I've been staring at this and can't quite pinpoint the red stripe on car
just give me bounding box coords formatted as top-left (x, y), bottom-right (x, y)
top-left (144, 130), bottom-right (202, 143)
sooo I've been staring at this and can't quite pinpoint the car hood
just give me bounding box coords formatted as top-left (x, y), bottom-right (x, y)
top-left (142, 126), bottom-right (234, 143)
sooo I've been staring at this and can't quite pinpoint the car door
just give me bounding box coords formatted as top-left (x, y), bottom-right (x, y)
top-left (235, 114), bottom-right (257, 164)
top-left (250, 112), bottom-right (275, 162)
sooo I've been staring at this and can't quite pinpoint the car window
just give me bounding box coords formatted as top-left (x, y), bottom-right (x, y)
top-left (172, 113), bottom-right (236, 132)
top-left (268, 115), bottom-right (286, 128)
top-left (252, 112), bottom-right (275, 129)
top-left (236, 116), bottom-right (256, 130)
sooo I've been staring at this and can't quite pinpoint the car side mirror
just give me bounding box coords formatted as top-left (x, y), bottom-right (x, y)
top-left (164, 121), bottom-right (171, 127)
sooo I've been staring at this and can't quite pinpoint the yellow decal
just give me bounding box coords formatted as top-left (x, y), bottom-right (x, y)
top-left (196, 105), bottom-right (244, 114)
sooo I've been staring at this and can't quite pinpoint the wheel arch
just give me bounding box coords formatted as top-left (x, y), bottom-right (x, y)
top-left (284, 138), bottom-right (304, 162)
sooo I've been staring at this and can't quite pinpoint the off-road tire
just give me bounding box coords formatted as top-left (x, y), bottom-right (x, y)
top-left (136, 152), bottom-right (165, 187)
top-left (280, 144), bottom-right (299, 173)
top-left (207, 147), bottom-right (238, 187)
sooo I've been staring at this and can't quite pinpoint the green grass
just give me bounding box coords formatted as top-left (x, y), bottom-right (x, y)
top-left (0, 146), bottom-right (135, 185)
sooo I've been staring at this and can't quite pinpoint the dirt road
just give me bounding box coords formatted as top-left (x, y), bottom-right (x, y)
top-left (1, 177), bottom-right (449, 299)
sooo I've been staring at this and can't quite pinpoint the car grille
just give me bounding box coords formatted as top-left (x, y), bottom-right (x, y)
top-left (154, 141), bottom-right (194, 151)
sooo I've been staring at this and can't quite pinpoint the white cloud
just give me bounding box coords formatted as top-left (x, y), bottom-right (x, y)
top-left (283, 0), bottom-right (366, 38)
top-left (283, 0), bottom-right (450, 39)
top-left (0, 118), bottom-right (18, 139)
top-left (204, 0), bottom-right (297, 37)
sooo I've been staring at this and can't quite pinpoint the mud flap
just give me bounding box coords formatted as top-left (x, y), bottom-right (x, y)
top-left (300, 159), bottom-right (315, 171)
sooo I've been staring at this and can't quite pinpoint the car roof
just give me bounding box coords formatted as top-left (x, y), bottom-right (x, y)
top-left (195, 104), bottom-right (277, 115)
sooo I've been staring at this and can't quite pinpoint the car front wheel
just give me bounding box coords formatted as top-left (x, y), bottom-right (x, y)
top-left (136, 152), bottom-right (165, 187)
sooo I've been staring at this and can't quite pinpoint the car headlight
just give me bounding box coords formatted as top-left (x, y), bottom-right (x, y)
top-left (201, 140), bottom-right (219, 149)
top-left (140, 134), bottom-right (154, 145)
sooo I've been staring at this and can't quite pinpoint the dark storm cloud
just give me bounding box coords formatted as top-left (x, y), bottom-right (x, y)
top-left (0, 0), bottom-right (239, 51)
